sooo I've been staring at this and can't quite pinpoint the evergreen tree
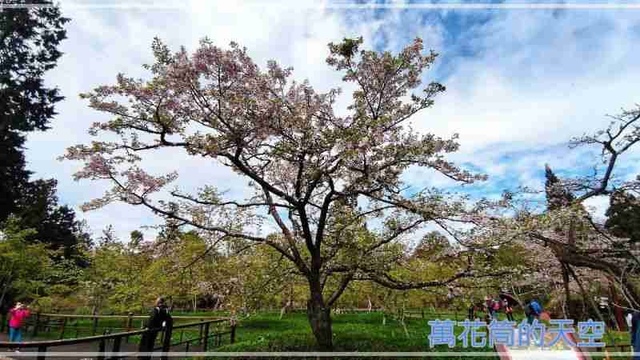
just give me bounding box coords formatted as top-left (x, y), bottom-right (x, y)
top-left (0, 131), bottom-right (30, 222)
top-left (1, 0), bottom-right (69, 133)
top-left (544, 164), bottom-right (575, 211)
top-left (1, 0), bottom-right (68, 222)
top-left (16, 179), bottom-right (91, 262)
top-left (1, 1), bottom-right (90, 263)
top-left (605, 190), bottom-right (640, 243)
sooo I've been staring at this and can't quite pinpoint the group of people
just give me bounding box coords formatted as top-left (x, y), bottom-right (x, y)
top-left (467, 295), bottom-right (543, 324)
top-left (467, 296), bottom-right (515, 322)
top-left (3, 297), bottom-right (171, 358)
top-left (486, 296), bottom-right (515, 322)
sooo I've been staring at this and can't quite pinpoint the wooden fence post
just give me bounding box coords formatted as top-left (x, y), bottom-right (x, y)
top-left (59, 318), bottom-right (67, 339)
top-left (97, 338), bottom-right (106, 360)
top-left (198, 319), bottom-right (204, 345)
top-left (37, 345), bottom-right (47, 360)
top-left (32, 312), bottom-right (41, 337)
top-left (202, 322), bottom-right (210, 351)
top-left (125, 312), bottom-right (133, 343)
top-left (112, 335), bottom-right (122, 360)
top-left (230, 322), bottom-right (236, 344)
top-left (92, 315), bottom-right (99, 336)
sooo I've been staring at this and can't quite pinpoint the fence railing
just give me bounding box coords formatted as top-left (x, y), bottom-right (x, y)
top-left (0, 317), bottom-right (236, 359)
top-left (594, 343), bottom-right (633, 353)
top-left (1, 312), bottom-right (224, 340)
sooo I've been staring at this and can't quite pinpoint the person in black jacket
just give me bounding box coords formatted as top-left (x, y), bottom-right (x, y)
top-left (138, 297), bottom-right (173, 359)
top-left (631, 311), bottom-right (640, 360)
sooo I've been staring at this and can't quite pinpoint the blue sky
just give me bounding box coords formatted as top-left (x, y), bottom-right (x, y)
top-left (24, 0), bottom-right (640, 241)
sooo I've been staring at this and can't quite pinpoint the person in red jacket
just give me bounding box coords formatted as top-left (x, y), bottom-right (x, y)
top-left (8, 302), bottom-right (31, 351)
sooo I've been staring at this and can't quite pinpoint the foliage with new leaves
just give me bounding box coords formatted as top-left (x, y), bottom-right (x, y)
top-left (0, 217), bottom-right (52, 310)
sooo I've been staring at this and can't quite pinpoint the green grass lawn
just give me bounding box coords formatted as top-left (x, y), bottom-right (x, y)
top-left (215, 311), bottom-right (631, 359)
top-left (215, 311), bottom-right (498, 359)
top-left (16, 310), bottom-right (631, 359)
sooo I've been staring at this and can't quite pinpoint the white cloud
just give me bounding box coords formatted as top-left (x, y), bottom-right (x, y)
top-left (583, 195), bottom-right (610, 222)
top-left (399, 8), bottom-right (640, 203)
top-left (26, 0), bottom-right (354, 241)
top-left (23, 2), bottom-right (640, 242)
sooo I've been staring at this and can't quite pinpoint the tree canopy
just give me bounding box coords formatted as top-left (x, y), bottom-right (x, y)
top-left (0, 0), bottom-right (68, 133)
top-left (0, 1), bottom-right (88, 266)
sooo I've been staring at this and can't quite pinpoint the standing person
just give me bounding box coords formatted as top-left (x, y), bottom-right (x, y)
top-left (503, 299), bottom-right (514, 321)
top-left (598, 297), bottom-right (615, 329)
top-left (484, 296), bottom-right (494, 320)
top-left (468, 300), bottom-right (475, 320)
top-left (138, 297), bottom-right (173, 360)
top-left (8, 302), bottom-right (31, 352)
top-left (631, 311), bottom-right (640, 360)
top-left (527, 299), bottom-right (542, 324)
top-left (492, 299), bottom-right (501, 319)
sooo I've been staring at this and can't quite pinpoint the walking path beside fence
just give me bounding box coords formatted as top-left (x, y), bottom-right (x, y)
top-left (0, 314), bottom-right (236, 359)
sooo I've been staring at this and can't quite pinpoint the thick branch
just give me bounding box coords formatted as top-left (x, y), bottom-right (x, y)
top-left (262, 186), bottom-right (309, 275)
top-left (327, 272), bottom-right (355, 307)
top-left (170, 190), bottom-right (294, 210)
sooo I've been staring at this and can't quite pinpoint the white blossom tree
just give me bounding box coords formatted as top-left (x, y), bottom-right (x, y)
top-left (64, 37), bottom-right (509, 348)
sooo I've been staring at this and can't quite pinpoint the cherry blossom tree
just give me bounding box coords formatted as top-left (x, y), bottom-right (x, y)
top-left (64, 37), bottom-right (505, 349)
top-left (496, 106), bottom-right (640, 312)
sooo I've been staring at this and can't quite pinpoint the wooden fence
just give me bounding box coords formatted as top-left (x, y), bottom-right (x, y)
top-left (1, 312), bottom-right (227, 338)
top-left (0, 315), bottom-right (236, 359)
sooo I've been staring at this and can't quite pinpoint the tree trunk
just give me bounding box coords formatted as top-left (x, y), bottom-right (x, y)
top-left (568, 266), bottom-right (606, 322)
top-left (561, 262), bottom-right (572, 319)
top-left (509, 285), bottom-right (526, 309)
top-left (608, 278), bottom-right (624, 331)
top-left (554, 245), bottom-right (640, 306)
top-left (306, 282), bottom-right (332, 350)
top-left (620, 275), bottom-right (640, 307)
top-left (0, 281), bottom-right (10, 310)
